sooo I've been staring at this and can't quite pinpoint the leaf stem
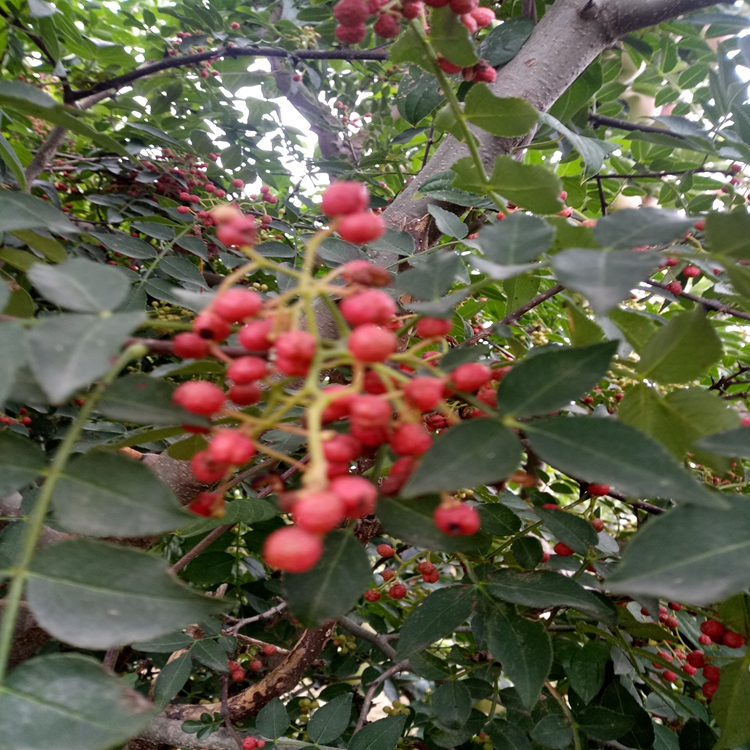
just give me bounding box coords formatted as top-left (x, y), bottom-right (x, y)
top-left (0, 343), bottom-right (146, 687)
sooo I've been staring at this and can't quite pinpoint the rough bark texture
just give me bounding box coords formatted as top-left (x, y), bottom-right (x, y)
top-left (162, 622), bottom-right (336, 721)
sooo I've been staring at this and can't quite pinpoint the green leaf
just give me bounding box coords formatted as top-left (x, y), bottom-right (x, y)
top-left (486, 156), bottom-right (563, 214)
top-left (484, 605), bottom-right (552, 709)
top-left (396, 251), bottom-right (461, 300)
top-left (464, 84), bottom-right (538, 137)
top-left (256, 697), bottom-right (290, 740)
top-left (477, 213), bottom-right (555, 265)
top-left (478, 503), bottom-right (522, 536)
top-left (567, 641), bottom-right (610, 704)
top-left (26, 539), bottom-right (222, 649)
top-left (525, 417), bottom-right (722, 507)
top-left (28, 258), bottom-right (130, 313)
top-left (90, 232), bottom-right (158, 259)
top-left (418, 170), bottom-right (495, 208)
top-left (486, 569), bottom-right (613, 622)
top-left (0, 654), bottom-right (154, 750)
top-left (378, 496), bottom-right (492, 554)
top-left (593, 208), bottom-right (695, 250)
top-left (98, 374), bottom-right (210, 427)
top-left (607, 496), bottom-right (750, 604)
top-left (28, 312), bottom-right (145, 404)
top-left (13, 229), bottom-right (68, 262)
top-left (678, 720), bottom-right (716, 750)
top-left (637, 308), bottom-right (722, 384)
top-left (191, 638), bottom-right (231, 672)
top-left (52, 451), bottom-right (191, 537)
top-left (512, 537), bottom-right (544, 569)
top-left (403, 419), bottom-right (522, 497)
top-left (0, 190), bottom-right (77, 234)
top-left (0, 431), bottom-right (46, 496)
top-left (538, 113), bottom-right (617, 177)
top-left (154, 652), bottom-right (193, 707)
top-left (396, 585), bottom-right (476, 658)
top-left (308, 692), bottom-right (353, 744)
top-left (433, 681), bottom-right (472, 730)
top-left (717, 594), bottom-right (750, 638)
top-left (695, 425), bottom-right (750, 457)
top-left (530, 715), bottom-right (572, 749)
top-left (551, 250), bottom-right (661, 316)
top-left (467, 258), bottom-right (538, 281)
top-left (705, 211), bottom-right (750, 259)
top-left (607, 307), bottom-right (660, 353)
top-left (397, 69), bottom-right (444, 126)
top-left (548, 61), bottom-right (602, 122)
top-left (0, 131), bottom-right (26, 189)
top-left (0, 321), bottom-right (28, 409)
top-left (600, 682), bottom-right (654, 750)
top-left (427, 205), bottom-right (468, 240)
top-left (284, 531), bottom-right (371, 626)
top-left (429, 7), bottom-right (478, 68)
top-left (536, 508), bottom-right (599, 556)
top-left (576, 706), bottom-right (633, 741)
top-left (222, 498), bottom-right (277, 525)
top-left (132, 631), bottom-right (194, 653)
top-left (497, 342), bottom-right (617, 417)
top-left (131, 221), bottom-right (175, 241)
top-left (565, 300), bottom-right (605, 347)
top-left (348, 715), bottom-right (406, 750)
top-left (389, 24), bottom-right (431, 68)
top-left (487, 721), bottom-right (533, 750)
top-left (479, 18), bottom-right (533, 67)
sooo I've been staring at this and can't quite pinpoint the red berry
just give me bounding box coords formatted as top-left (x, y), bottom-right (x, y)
top-left (214, 288), bottom-right (263, 322)
top-left (416, 317), bottom-right (452, 338)
top-left (173, 381), bottom-right (225, 416)
top-left (388, 583), bottom-right (407, 599)
top-left (263, 526), bottom-right (323, 572)
top-left (418, 561), bottom-right (435, 575)
top-left (262, 644), bottom-right (276, 655)
top-left (382, 569), bottom-right (396, 581)
top-left (687, 650), bottom-right (705, 668)
top-left (701, 620), bottom-right (725, 638)
top-left (208, 429), bottom-right (256, 465)
top-left (177, 205), bottom-right (191, 214)
top-left (423, 569), bottom-right (440, 583)
top-left (588, 483), bottom-right (610, 496)
top-left (377, 543), bottom-right (394, 557)
top-left (341, 259), bottom-right (391, 287)
top-left (402, 1), bottom-right (422, 18)
top-left (334, 23), bottom-right (367, 44)
top-left (348, 324), bottom-right (397, 362)
top-left (228, 356), bottom-right (267, 383)
top-left (665, 281), bottom-right (682, 296)
top-left (243, 738), bottom-right (257, 750)
top-left (723, 632), bottom-right (745, 648)
top-left (437, 57), bottom-right (463, 74)
top-left (374, 13), bottom-right (400, 37)
top-left (363, 369), bottom-right (388, 394)
top-left (341, 289), bottom-right (396, 326)
top-left (293, 490), bottom-right (346, 533)
top-left (275, 330), bottom-right (317, 362)
top-left (449, 0), bottom-right (477, 12)
top-left (662, 670), bottom-right (677, 682)
top-left (330, 475), bottom-right (378, 517)
top-left (665, 257), bottom-right (679, 266)
top-left (364, 589), bottom-right (382, 602)
top-left (173, 332), bottom-right (210, 359)
top-left (591, 518), bottom-right (605, 532)
top-left (350, 394), bottom-right (392, 427)
top-left (231, 21), bottom-right (241, 29)
top-left (337, 212), bottom-right (385, 245)
top-left (703, 665), bottom-right (721, 681)
top-left (239, 319), bottom-right (274, 351)
top-left (668, 602), bottom-right (683, 611)
top-left (664, 615), bottom-right (679, 629)
top-left (390, 422), bottom-right (433, 456)
top-left (179, 191), bottom-right (191, 201)
top-left (232, 178), bottom-right (244, 188)
top-left (683, 664), bottom-right (697, 676)
top-left (333, 0), bottom-right (369, 25)
top-left (321, 385), bottom-right (357, 423)
top-left (232, 668), bottom-right (246, 681)
top-left (434, 503), bottom-right (481, 536)
top-left (702, 681), bottom-right (719, 699)
top-left (470, 6), bottom-right (495, 26)
top-left (216, 215), bottom-right (257, 247)
top-left (699, 634), bottom-right (712, 645)
top-left (323, 433), bottom-right (363, 462)
top-left (683, 264), bottom-right (701, 277)
top-left (554, 542), bottom-right (575, 557)
top-left (228, 382), bottom-right (262, 406)
top-left (451, 363), bottom-right (491, 392)
top-left (249, 659), bottom-right (263, 671)
top-left (350, 424), bottom-right (389, 446)
top-left (322, 182), bottom-right (369, 217)
top-left (404, 377), bottom-right (444, 412)
top-left (193, 311), bottom-right (231, 341)
top-left (190, 450), bottom-right (229, 483)
top-left (189, 492), bottom-right (219, 516)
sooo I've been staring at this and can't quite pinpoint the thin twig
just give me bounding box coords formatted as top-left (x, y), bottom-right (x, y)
top-left (591, 168), bottom-right (733, 181)
top-left (225, 602), bottom-right (288, 636)
top-left (588, 113), bottom-right (686, 139)
top-left (421, 124), bottom-right (435, 171)
top-left (102, 647), bottom-right (122, 670)
top-left (645, 280), bottom-right (750, 322)
top-left (235, 633), bottom-right (291, 655)
top-left (221, 674), bottom-right (246, 750)
top-left (337, 617), bottom-right (397, 660)
top-left (354, 660), bottom-right (410, 732)
top-left (595, 175), bottom-right (607, 216)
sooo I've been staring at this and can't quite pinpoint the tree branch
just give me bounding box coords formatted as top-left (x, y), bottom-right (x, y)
top-left (354, 660), bottom-right (410, 732)
top-left (337, 617), bottom-right (398, 661)
top-left (69, 46), bottom-right (388, 102)
top-left (588, 113), bottom-right (686, 139)
top-left (645, 280), bottom-right (750, 322)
